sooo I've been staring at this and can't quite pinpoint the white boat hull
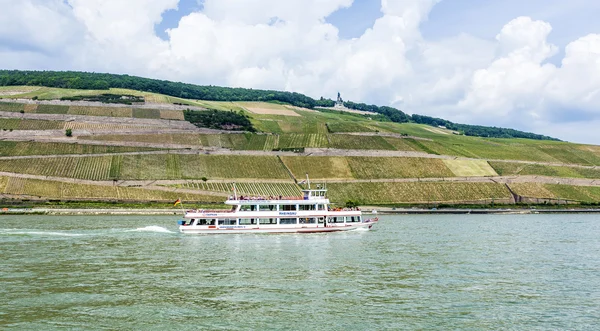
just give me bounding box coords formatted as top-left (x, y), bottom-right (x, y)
top-left (179, 221), bottom-right (376, 234)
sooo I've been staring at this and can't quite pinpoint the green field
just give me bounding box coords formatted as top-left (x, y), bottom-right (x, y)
top-left (0, 141), bottom-right (156, 156)
top-left (325, 182), bottom-right (512, 204)
top-left (490, 162), bottom-right (600, 179)
top-left (0, 176), bottom-right (222, 202)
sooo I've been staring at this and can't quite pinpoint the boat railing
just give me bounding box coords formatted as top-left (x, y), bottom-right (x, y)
top-left (186, 209), bottom-right (235, 214)
top-left (227, 196), bottom-right (305, 201)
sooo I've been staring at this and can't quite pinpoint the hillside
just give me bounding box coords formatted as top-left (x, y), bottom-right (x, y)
top-left (0, 70), bottom-right (557, 140)
top-left (0, 79), bottom-right (598, 209)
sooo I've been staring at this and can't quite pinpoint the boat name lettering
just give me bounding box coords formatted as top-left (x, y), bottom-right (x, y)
top-left (204, 213), bottom-right (218, 216)
top-left (279, 212), bottom-right (297, 216)
top-left (220, 226), bottom-right (246, 229)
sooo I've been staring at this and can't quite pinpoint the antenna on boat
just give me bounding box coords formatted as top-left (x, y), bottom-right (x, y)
top-left (306, 173), bottom-right (311, 190)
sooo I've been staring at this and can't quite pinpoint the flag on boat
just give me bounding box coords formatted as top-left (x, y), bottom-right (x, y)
top-left (173, 199), bottom-right (181, 206)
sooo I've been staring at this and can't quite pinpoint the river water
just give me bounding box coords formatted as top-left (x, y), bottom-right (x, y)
top-left (1, 214), bottom-right (599, 330)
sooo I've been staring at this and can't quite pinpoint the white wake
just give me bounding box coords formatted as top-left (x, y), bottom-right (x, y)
top-left (127, 226), bottom-right (174, 233)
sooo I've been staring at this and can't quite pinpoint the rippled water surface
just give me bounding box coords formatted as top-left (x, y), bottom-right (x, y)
top-left (1, 214), bottom-right (599, 330)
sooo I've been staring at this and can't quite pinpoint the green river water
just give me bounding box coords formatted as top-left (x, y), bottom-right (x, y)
top-left (1, 214), bottom-right (599, 330)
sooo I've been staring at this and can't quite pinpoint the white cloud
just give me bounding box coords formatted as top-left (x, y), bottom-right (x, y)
top-left (0, 0), bottom-right (599, 143)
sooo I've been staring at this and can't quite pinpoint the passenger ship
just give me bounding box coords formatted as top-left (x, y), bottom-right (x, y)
top-left (177, 185), bottom-right (378, 234)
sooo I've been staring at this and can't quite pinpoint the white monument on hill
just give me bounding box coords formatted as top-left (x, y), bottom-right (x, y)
top-left (334, 92), bottom-right (344, 109)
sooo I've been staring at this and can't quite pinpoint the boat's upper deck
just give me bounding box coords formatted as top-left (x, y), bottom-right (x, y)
top-left (225, 189), bottom-right (329, 205)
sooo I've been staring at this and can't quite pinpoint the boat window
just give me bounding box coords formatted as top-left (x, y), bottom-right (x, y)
top-left (349, 217), bottom-right (358, 223)
top-left (258, 218), bottom-right (277, 225)
top-left (317, 204), bottom-right (326, 211)
top-left (240, 204), bottom-right (257, 212)
top-left (259, 205), bottom-right (277, 211)
top-left (358, 216), bottom-right (362, 222)
top-left (239, 218), bottom-right (256, 225)
top-left (281, 205), bottom-right (297, 211)
top-left (329, 217), bottom-right (344, 223)
top-left (318, 217), bottom-right (325, 224)
top-left (299, 218), bottom-right (317, 224)
top-left (197, 218), bottom-right (210, 225)
top-left (298, 204), bottom-right (316, 211)
top-left (218, 219), bottom-right (237, 225)
top-left (279, 218), bottom-right (297, 225)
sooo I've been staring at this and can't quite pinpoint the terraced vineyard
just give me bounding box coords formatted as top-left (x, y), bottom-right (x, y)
top-left (80, 133), bottom-right (205, 146)
top-left (177, 181), bottom-right (301, 197)
top-left (509, 183), bottom-right (600, 203)
top-left (0, 102), bottom-right (25, 112)
top-left (281, 156), bottom-right (475, 180)
top-left (1, 84), bottom-right (600, 206)
top-left (443, 160), bottom-right (498, 177)
top-left (325, 182), bottom-right (512, 204)
top-left (278, 134), bottom-right (328, 149)
top-left (67, 106), bottom-right (132, 117)
top-left (0, 141), bottom-right (156, 156)
top-left (36, 104), bottom-right (69, 114)
top-left (327, 122), bottom-right (376, 133)
top-left (103, 155), bottom-right (290, 180)
top-left (64, 122), bottom-right (156, 130)
top-left (1, 100), bottom-right (184, 120)
top-left (490, 162), bottom-right (600, 179)
top-left (329, 135), bottom-right (395, 150)
top-left (280, 156), bottom-right (354, 180)
top-left (0, 118), bottom-right (64, 130)
top-left (0, 156), bottom-right (112, 180)
top-left (0, 176), bottom-right (222, 202)
top-left (509, 183), bottom-right (557, 198)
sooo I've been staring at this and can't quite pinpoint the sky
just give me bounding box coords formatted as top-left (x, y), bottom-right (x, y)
top-left (1, 0), bottom-right (600, 144)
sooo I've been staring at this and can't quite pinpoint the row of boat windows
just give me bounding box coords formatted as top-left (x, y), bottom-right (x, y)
top-left (239, 204), bottom-right (327, 212)
top-left (189, 216), bottom-right (362, 226)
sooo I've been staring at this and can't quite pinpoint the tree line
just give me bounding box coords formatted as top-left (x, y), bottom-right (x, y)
top-left (0, 70), bottom-right (558, 140)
